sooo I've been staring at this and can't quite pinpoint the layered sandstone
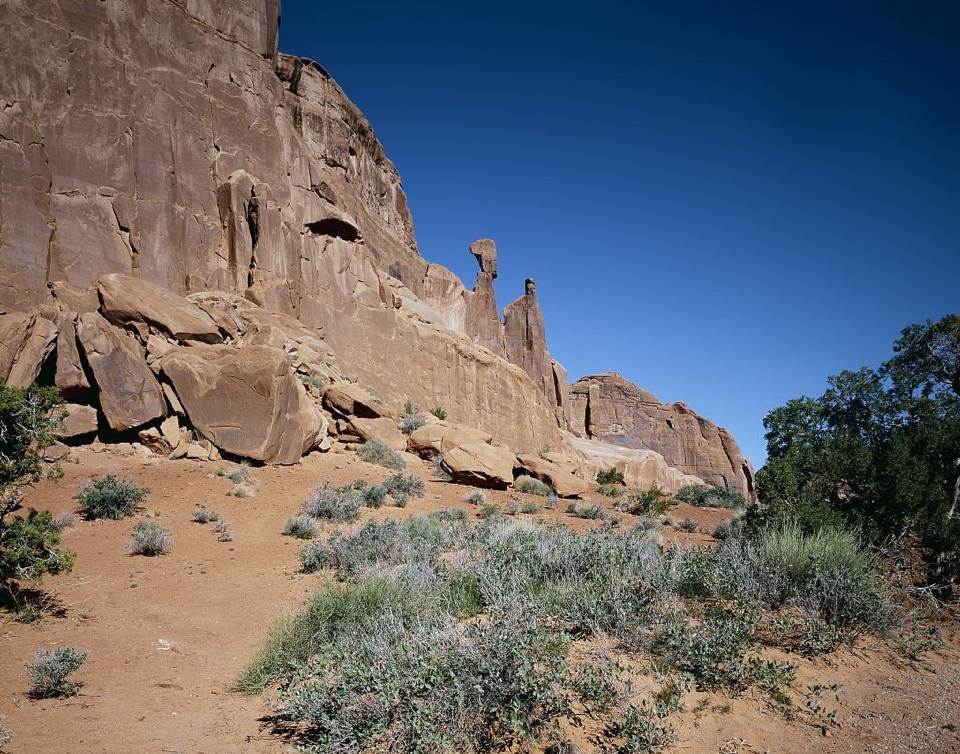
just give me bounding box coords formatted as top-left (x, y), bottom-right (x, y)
top-left (569, 374), bottom-right (754, 498)
top-left (0, 0), bottom-right (565, 454)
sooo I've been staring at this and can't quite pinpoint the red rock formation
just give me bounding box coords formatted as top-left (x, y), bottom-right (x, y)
top-left (503, 279), bottom-right (570, 427)
top-left (0, 0), bottom-right (565, 455)
top-left (569, 373), bottom-right (755, 499)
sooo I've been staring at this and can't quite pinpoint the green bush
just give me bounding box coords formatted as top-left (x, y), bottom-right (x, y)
top-left (74, 474), bottom-right (149, 520)
top-left (283, 515), bottom-right (320, 539)
top-left (622, 485), bottom-right (671, 516)
top-left (713, 522), bottom-right (889, 628)
top-left (597, 483), bottom-right (627, 499)
top-left (355, 439), bottom-right (406, 469)
top-left (653, 602), bottom-right (795, 693)
top-left (513, 475), bottom-right (553, 497)
top-left (302, 483), bottom-right (362, 522)
top-left (430, 406), bottom-right (448, 420)
top-left (25, 646), bottom-right (88, 698)
top-left (192, 507), bottom-right (219, 524)
top-left (382, 472), bottom-right (426, 507)
top-left (675, 484), bottom-right (747, 510)
top-left (596, 467), bottom-right (625, 486)
top-left (0, 508), bottom-right (76, 589)
top-left (0, 381), bottom-right (64, 493)
top-left (398, 414), bottom-right (426, 434)
top-left (128, 521), bottom-right (171, 556)
top-left (0, 382), bottom-right (75, 598)
top-left (214, 519), bottom-right (234, 542)
top-left (566, 503), bottom-right (606, 520)
top-left (465, 491), bottom-right (486, 505)
top-left (223, 466), bottom-right (253, 484)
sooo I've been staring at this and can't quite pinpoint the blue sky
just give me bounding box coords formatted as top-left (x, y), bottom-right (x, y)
top-left (279, 1), bottom-right (960, 467)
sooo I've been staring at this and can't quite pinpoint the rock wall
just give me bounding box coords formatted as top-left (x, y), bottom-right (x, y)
top-left (569, 373), bottom-right (754, 499)
top-left (0, 0), bottom-right (565, 454)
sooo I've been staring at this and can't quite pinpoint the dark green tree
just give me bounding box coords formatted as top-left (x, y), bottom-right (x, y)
top-left (0, 380), bottom-right (74, 597)
top-left (756, 316), bottom-right (960, 581)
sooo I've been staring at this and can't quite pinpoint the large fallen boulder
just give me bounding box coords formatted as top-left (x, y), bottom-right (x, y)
top-left (98, 274), bottom-right (223, 344)
top-left (76, 312), bottom-right (166, 431)
top-left (160, 344), bottom-right (323, 464)
top-left (58, 404), bottom-right (99, 439)
top-left (406, 422), bottom-right (493, 458)
top-left (5, 315), bottom-right (57, 387)
top-left (350, 416), bottom-right (406, 451)
top-left (441, 442), bottom-right (517, 489)
top-left (516, 454), bottom-right (592, 499)
top-left (323, 383), bottom-right (397, 420)
top-left (54, 314), bottom-right (90, 396)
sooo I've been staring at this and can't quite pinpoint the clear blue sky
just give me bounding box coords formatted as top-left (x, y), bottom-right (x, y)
top-left (279, 1), bottom-right (960, 468)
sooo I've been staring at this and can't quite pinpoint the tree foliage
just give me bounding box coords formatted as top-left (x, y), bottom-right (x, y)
top-left (0, 380), bottom-right (74, 595)
top-left (756, 316), bottom-right (960, 580)
top-left (0, 380), bottom-right (64, 493)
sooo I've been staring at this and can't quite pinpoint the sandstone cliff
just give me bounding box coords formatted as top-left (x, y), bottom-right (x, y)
top-left (569, 373), bottom-right (754, 499)
top-left (0, 0), bottom-right (563, 453)
top-left (0, 0), bottom-right (750, 493)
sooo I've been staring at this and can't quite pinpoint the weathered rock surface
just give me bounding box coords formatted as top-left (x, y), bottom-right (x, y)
top-left (0, 313), bottom-right (34, 380)
top-left (569, 374), bottom-right (754, 499)
top-left (567, 436), bottom-right (706, 494)
top-left (5, 315), bottom-right (57, 387)
top-left (323, 384), bottom-right (396, 421)
top-left (98, 274), bottom-right (222, 344)
top-left (0, 0), bottom-right (757, 480)
top-left (441, 442), bottom-right (517, 489)
top-left (469, 239), bottom-right (499, 277)
top-left (53, 314), bottom-right (90, 396)
top-left (503, 279), bottom-right (569, 427)
top-left (407, 422), bottom-right (493, 458)
top-left (160, 345), bottom-right (322, 464)
top-left (58, 404), bottom-right (99, 439)
top-left (515, 454), bottom-right (591, 499)
top-left (76, 312), bottom-right (166, 431)
top-left (350, 417), bottom-right (407, 451)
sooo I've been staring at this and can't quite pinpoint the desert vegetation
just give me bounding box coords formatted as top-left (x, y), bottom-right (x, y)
top-left (240, 505), bottom-right (893, 753)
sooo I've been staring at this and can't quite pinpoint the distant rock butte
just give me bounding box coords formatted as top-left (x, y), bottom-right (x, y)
top-left (0, 0), bottom-right (750, 492)
top-left (569, 374), bottom-right (754, 499)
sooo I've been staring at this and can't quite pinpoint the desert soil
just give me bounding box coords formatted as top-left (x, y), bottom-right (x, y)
top-left (1, 445), bottom-right (958, 753)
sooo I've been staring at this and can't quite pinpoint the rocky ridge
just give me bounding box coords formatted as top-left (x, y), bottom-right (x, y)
top-left (570, 373), bottom-right (754, 498)
top-left (0, 0), bottom-right (750, 495)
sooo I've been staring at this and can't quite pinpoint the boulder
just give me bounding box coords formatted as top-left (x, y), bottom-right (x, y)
top-left (6, 315), bottom-right (58, 387)
top-left (170, 442), bottom-right (211, 461)
top-left (516, 454), bottom-right (592, 499)
top-left (138, 426), bottom-right (171, 455)
top-left (160, 415), bottom-right (185, 449)
top-left (350, 416), bottom-right (406, 451)
top-left (54, 314), bottom-right (91, 395)
top-left (98, 274), bottom-right (223, 344)
top-left (58, 404), bottom-right (99, 439)
top-left (441, 442), bottom-right (517, 489)
top-left (76, 312), bottom-right (166, 431)
top-left (323, 383), bottom-right (397, 420)
top-left (160, 344), bottom-right (322, 464)
top-left (0, 312), bottom-right (33, 380)
top-left (407, 422), bottom-right (493, 458)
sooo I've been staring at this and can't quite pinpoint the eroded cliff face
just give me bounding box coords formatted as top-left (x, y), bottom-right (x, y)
top-left (0, 0), bottom-right (751, 480)
top-left (569, 373), bottom-right (755, 499)
top-left (0, 0), bottom-right (565, 453)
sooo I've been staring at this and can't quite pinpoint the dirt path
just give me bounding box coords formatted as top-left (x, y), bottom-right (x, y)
top-left (1, 445), bottom-right (957, 753)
